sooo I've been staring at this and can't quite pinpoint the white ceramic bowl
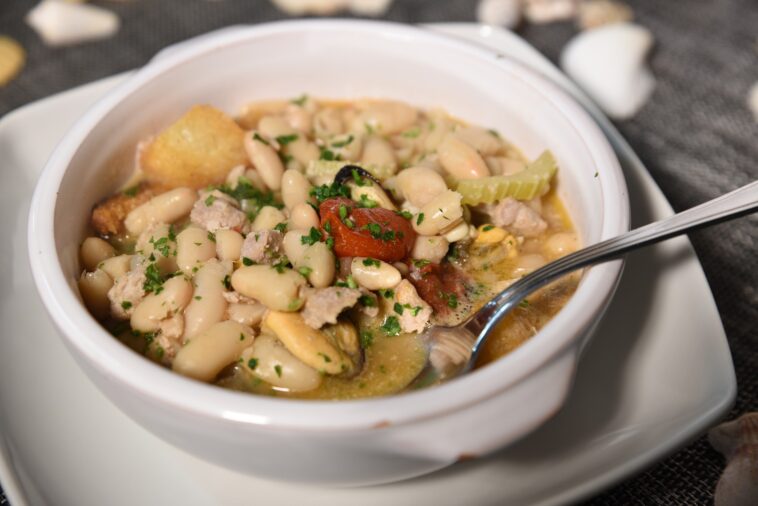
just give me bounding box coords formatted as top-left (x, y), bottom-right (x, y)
top-left (28, 20), bottom-right (629, 486)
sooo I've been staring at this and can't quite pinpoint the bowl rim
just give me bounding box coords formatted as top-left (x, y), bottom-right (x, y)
top-left (28, 19), bottom-right (629, 431)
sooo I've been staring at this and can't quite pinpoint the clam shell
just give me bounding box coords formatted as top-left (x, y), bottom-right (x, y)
top-left (748, 82), bottom-right (758, 123)
top-left (710, 413), bottom-right (758, 506)
top-left (524, 0), bottom-right (578, 24)
top-left (577, 0), bottom-right (633, 30)
top-left (25, 0), bottom-right (120, 47)
top-left (270, 0), bottom-right (392, 15)
top-left (477, 0), bottom-right (522, 29)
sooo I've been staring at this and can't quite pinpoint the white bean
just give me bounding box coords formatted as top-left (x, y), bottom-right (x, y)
top-left (424, 112), bottom-right (454, 152)
top-left (173, 320), bottom-right (255, 382)
top-left (226, 302), bottom-right (267, 327)
top-left (80, 237), bottom-right (116, 271)
top-left (131, 276), bottom-right (193, 333)
top-left (244, 132), bottom-right (285, 190)
top-left (99, 254), bottom-right (132, 281)
top-left (313, 108), bottom-right (344, 139)
top-left (231, 265), bottom-right (306, 311)
top-left (350, 257), bottom-right (401, 290)
top-left (252, 206), bottom-right (287, 231)
top-left (289, 203), bottom-right (320, 230)
top-left (411, 236), bottom-right (449, 263)
top-left (287, 138), bottom-right (321, 166)
top-left (358, 101), bottom-right (418, 135)
top-left (437, 134), bottom-right (490, 179)
top-left (349, 182), bottom-right (396, 211)
top-left (443, 221), bottom-right (470, 243)
top-left (176, 226), bottom-right (216, 275)
top-left (396, 166), bottom-right (448, 208)
top-left (544, 232), bottom-right (578, 258)
top-left (215, 229), bottom-right (244, 261)
top-left (257, 115), bottom-right (293, 138)
top-left (124, 188), bottom-right (197, 236)
top-left (264, 311), bottom-right (352, 375)
top-left (182, 260), bottom-right (230, 342)
top-left (361, 135), bottom-right (397, 172)
top-left (454, 126), bottom-right (503, 156)
top-left (281, 169), bottom-right (312, 210)
top-left (282, 230), bottom-right (310, 265)
top-left (285, 104), bottom-right (312, 135)
top-left (329, 133), bottom-right (363, 162)
top-left (241, 333), bottom-right (322, 392)
top-left (413, 190), bottom-right (464, 236)
top-left (301, 242), bottom-right (335, 288)
top-left (136, 223), bottom-right (178, 274)
top-left (78, 269), bottom-right (113, 320)
top-left (513, 254), bottom-right (546, 277)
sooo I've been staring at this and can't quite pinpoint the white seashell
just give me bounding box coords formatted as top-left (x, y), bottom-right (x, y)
top-left (748, 82), bottom-right (758, 123)
top-left (577, 0), bottom-right (633, 30)
top-left (476, 0), bottom-right (522, 29)
top-left (25, 0), bottom-right (120, 47)
top-left (523, 0), bottom-right (578, 24)
top-left (0, 36), bottom-right (25, 86)
top-left (270, 0), bottom-right (392, 16)
top-left (709, 413), bottom-right (758, 506)
top-left (561, 22), bottom-right (655, 119)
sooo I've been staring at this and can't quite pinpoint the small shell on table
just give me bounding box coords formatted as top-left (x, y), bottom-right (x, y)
top-left (476, 0), bottom-right (522, 29)
top-left (561, 22), bottom-right (655, 119)
top-left (269, 0), bottom-right (393, 16)
top-left (577, 0), bottom-right (633, 30)
top-left (25, 0), bottom-right (120, 46)
top-left (0, 36), bottom-right (25, 86)
top-left (523, 0), bottom-right (578, 24)
top-left (748, 82), bottom-right (758, 123)
top-left (709, 412), bottom-right (758, 506)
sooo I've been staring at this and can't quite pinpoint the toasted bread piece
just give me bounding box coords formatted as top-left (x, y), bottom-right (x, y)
top-left (91, 183), bottom-right (167, 236)
top-left (141, 105), bottom-right (248, 189)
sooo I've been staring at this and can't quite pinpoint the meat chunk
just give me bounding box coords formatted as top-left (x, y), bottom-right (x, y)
top-left (392, 280), bottom-right (432, 333)
top-left (190, 189), bottom-right (247, 233)
top-left (153, 315), bottom-right (184, 366)
top-left (485, 197), bottom-right (547, 237)
top-left (301, 287), bottom-right (361, 329)
top-left (409, 261), bottom-right (472, 327)
top-left (240, 230), bottom-right (283, 264)
top-left (222, 290), bottom-right (258, 305)
top-left (108, 262), bottom-right (147, 320)
top-left (91, 182), bottom-right (167, 236)
top-left (357, 288), bottom-right (379, 318)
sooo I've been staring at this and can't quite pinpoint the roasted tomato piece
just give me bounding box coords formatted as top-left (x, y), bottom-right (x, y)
top-left (319, 197), bottom-right (416, 262)
top-left (409, 262), bottom-right (468, 316)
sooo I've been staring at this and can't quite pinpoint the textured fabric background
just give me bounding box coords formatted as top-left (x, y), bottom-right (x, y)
top-left (1, 0), bottom-right (757, 504)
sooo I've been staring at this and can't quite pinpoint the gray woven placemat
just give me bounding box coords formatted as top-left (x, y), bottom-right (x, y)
top-left (1, 0), bottom-right (757, 504)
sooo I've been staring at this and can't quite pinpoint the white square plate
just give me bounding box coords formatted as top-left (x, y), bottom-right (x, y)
top-left (0, 24), bottom-right (734, 506)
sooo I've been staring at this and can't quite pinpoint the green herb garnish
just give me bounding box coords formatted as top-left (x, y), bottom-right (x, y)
top-left (380, 316), bottom-right (401, 336)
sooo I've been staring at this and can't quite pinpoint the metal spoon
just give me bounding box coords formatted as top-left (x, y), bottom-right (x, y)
top-left (412, 180), bottom-right (758, 388)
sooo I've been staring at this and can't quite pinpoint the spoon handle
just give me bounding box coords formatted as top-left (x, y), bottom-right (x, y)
top-left (465, 179), bottom-right (758, 360)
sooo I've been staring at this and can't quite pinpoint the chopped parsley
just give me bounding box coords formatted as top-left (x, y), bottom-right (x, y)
top-left (325, 237), bottom-right (335, 250)
top-left (319, 148), bottom-right (339, 161)
top-left (274, 364), bottom-right (283, 377)
top-left (150, 236), bottom-right (172, 257)
top-left (194, 296), bottom-right (202, 300)
top-left (273, 222), bottom-right (288, 233)
top-left (219, 179), bottom-right (281, 216)
top-left (121, 301), bottom-right (132, 310)
top-left (412, 259), bottom-right (431, 268)
top-left (401, 127), bottom-right (420, 138)
top-left (350, 167), bottom-right (370, 186)
top-left (204, 194), bottom-right (216, 206)
top-left (239, 333), bottom-right (245, 341)
top-left (410, 305), bottom-right (422, 317)
top-left (357, 194), bottom-right (378, 208)
top-left (275, 134), bottom-right (299, 146)
top-left (393, 302), bottom-right (404, 315)
top-left (440, 292), bottom-right (459, 309)
top-left (360, 331), bottom-right (374, 349)
top-left (253, 132), bottom-right (270, 145)
top-left (122, 185), bottom-right (139, 197)
top-left (247, 358), bottom-right (258, 370)
top-left (298, 266), bottom-right (313, 277)
top-left (167, 224), bottom-right (176, 242)
top-left (395, 210), bottom-right (413, 220)
top-left (207, 231), bottom-right (216, 243)
top-left (416, 213), bottom-right (425, 225)
top-left (379, 288), bottom-right (394, 299)
top-left (143, 263), bottom-right (165, 295)
top-left (290, 94), bottom-right (308, 106)
top-left (310, 181), bottom-right (351, 203)
top-left (222, 274), bottom-right (232, 290)
top-left (519, 299), bottom-right (530, 308)
top-left (358, 295), bottom-right (376, 307)
top-left (272, 257), bottom-right (291, 273)
top-left (380, 316), bottom-right (402, 336)
top-left (242, 257), bottom-right (254, 266)
top-left (301, 227), bottom-right (323, 245)
top-left (331, 135), bottom-right (354, 148)
top-left (482, 225), bottom-right (495, 231)
top-left (318, 352), bottom-right (332, 363)
top-left (488, 128), bottom-right (501, 138)
top-left (362, 257), bottom-right (381, 267)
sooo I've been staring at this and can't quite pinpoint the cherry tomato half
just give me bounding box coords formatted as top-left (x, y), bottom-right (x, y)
top-left (319, 197), bottom-right (416, 262)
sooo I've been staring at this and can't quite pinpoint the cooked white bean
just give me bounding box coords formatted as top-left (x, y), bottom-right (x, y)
top-left (225, 164), bottom-right (246, 188)
top-left (289, 203), bottom-right (320, 230)
top-left (544, 232), bottom-right (578, 258)
top-left (411, 236), bottom-right (449, 263)
top-left (513, 254), bottom-right (546, 277)
top-left (176, 226), bottom-right (216, 275)
top-left (243, 168), bottom-right (268, 191)
top-left (78, 269), bottom-right (113, 320)
top-left (424, 112), bottom-right (454, 152)
top-left (313, 108), bottom-right (344, 139)
top-left (98, 254), bottom-right (132, 281)
top-left (182, 260), bottom-right (230, 342)
top-left (231, 265), bottom-right (306, 311)
top-left (443, 221), bottom-right (470, 243)
top-left (252, 206), bottom-right (287, 231)
top-left (281, 169), bottom-right (312, 209)
top-left (257, 115), bottom-right (292, 138)
top-left (300, 242), bottom-right (335, 288)
top-left (124, 188), bottom-right (197, 236)
top-left (349, 182), bottom-right (396, 211)
top-left (350, 257), bottom-right (401, 290)
top-left (215, 229), bottom-right (244, 261)
top-left (329, 133), bottom-right (363, 161)
top-left (361, 135), bottom-right (397, 172)
top-left (412, 190), bottom-right (464, 236)
top-left (285, 104), bottom-right (313, 135)
top-left (137, 222), bottom-right (178, 274)
top-left (358, 101), bottom-right (418, 135)
top-left (282, 230), bottom-right (310, 265)
top-left (173, 320), bottom-right (255, 382)
top-left (244, 131), bottom-right (285, 190)
top-left (80, 237), bottom-right (116, 271)
top-left (241, 333), bottom-right (322, 392)
top-left (454, 126), bottom-right (503, 156)
top-left (437, 134), bottom-right (490, 179)
top-left (486, 156), bottom-right (526, 176)
top-left (131, 276), bottom-right (193, 333)
top-left (396, 166), bottom-right (448, 208)
top-left (226, 302), bottom-right (267, 327)
top-left (287, 138), bottom-right (321, 166)
top-left (264, 311), bottom-right (352, 375)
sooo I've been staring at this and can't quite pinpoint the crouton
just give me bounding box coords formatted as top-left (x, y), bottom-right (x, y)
top-left (140, 105), bottom-right (248, 189)
top-left (91, 182), bottom-right (166, 236)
